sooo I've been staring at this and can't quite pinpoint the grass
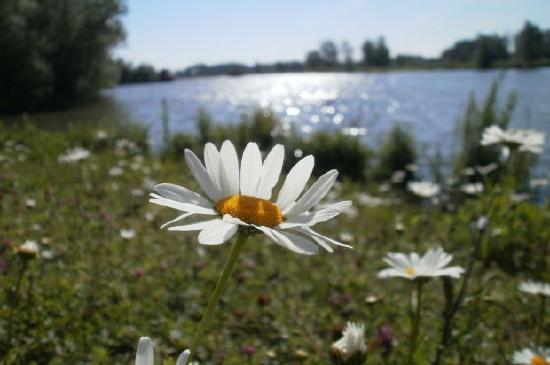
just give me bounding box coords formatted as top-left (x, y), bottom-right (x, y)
top-left (0, 122), bottom-right (548, 364)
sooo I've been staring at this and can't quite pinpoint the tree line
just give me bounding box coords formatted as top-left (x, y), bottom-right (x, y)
top-left (186, 20), bottom-right (550, 77)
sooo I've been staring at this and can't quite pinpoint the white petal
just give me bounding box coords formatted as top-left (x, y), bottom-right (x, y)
top-left (160, 212), bottom-right (194, 229)
top-left (136, 337), bottom-right (154, 365)
top-left (168, 219), bottom-right (220, 231)
top-left (255, 226), bottom-right (319, 255)
top-left (184, 149), bottom-right (223, 201)
top-left (378, 268), bottom-right (411, 279)
top-left (256, 144), bottom-right (285, 199)
top-left (153, 183), bottom-right (213, 208)
top-left (295, 226), bottom-right (353, 249)
top-left (198, 220), bottom-right (238, 245)
top-left (176, 350), bottom-right (191, 365)
top-left (240, 142), bottom-right (263, 196)
top-left (219, 140), bottom-right (240, 196)
top-left (279, 201), bottom-right (351, 228)
top-left (204, 143), bottom-right (222, 191)
top-left (436, 267), bottom-right (465, 278)
top-left (222, 214), bottom-right (249, 226)
top-left (285, 169), bottom-right (339, 218)
top-left (276, 155), bottom-right (314, 211)
top-left (149, 195), bottom-right (217, 215)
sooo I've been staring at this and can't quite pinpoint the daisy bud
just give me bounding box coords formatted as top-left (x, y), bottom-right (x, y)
top-left (330, 322), bottom-right (367, 365)
top-left (16, 240), bottom-right (39, 259)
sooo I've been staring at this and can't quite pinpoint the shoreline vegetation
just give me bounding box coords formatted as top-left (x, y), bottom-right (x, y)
top-left (122, 20), bottom-right (550, 82)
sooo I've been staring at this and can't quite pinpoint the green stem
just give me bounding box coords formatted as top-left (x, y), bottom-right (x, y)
top-left (535, 296), bottom-right (546, 343)
top-left (408, 281), bottom-right (423, 365)
top-left (189, 233), bottom-right (248, 359)
top-left (7, 259), bottom-right (29, 346)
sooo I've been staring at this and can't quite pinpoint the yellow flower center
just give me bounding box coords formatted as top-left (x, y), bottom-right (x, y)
top-left (531, 355), bottom-right (548, 365)
top-left (215, 195), bottom-right (283, 227)
top-left (405, 267), bottom-right (416, 277)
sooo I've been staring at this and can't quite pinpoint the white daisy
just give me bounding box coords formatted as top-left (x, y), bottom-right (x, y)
top-left (58, 147), bottom-right (91, 163)
top-left (330, 322), bottom-right (367, 363)
top-left (120, 229), bottom-right (136, 240)
top-left (512, 347), bottom-right (550, 365)
top-left (481, 126), bottom-right (545, 154)
top-left (136, 337), bottom-right (190, 365)
top-left (408, 181), bottom-right (440, 198)
top-left (17, 240), bottom-right (39, 257)
top-left (460, 182), bottom-right (484, 195)
top-left (518, 281), bottom-right (550, 297)
top-left (150, 141), bottom-right (352, 255)
top-left (378, 248), bottom-right (464, 281)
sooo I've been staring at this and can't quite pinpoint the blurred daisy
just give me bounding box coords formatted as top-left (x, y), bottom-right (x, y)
top-left (150, 141), bottom-right (352, 255)
top-left (135, 337), bottom-right (190, 365)
top-left (17, 240), bottom-right (39, 258)
top-left (378, 248), bottom-right (464, 281)
top-left (481, 126), bottom-right (545, 154)
top-left (518, 281), bottom-right (550, 297)
top-left (58, 147), bottom-right (91, 163)
top-left (109, 166), bottom-right (124, 176)
top-left (461, 182), bottom-right (484, 195)
top-left (408, 181), bottom-right (440, 198)
top-left (120, 229), bottom-right (136, 240)
top-left (512, 347), bottom-right (550, 365)
top-left (330, 322), bottom-right (367, 365)
top-left (25, 198), bottom-right (36, 208)
top-left (476, 163), bottom-right (498, 175)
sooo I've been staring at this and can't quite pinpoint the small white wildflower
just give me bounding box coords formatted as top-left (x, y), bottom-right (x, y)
top-left (378, 248), bottom-right (464, 281)
top-left (518, 281), bottom-right (550, 297)
top-left (109, 166), bottom-right (124, 177)
top-left (58, 147), bottom-right (91, 163)
top-left (408, 181), bottom-right (440, 198)
top-left (120, 229), bottom-right (136, 240)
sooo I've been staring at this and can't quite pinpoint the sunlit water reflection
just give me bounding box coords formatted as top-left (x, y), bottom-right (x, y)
top-left (104, 68), bottom-right (550, 175)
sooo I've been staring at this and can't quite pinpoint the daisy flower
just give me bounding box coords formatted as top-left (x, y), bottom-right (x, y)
top-left (150, 141), bottom-right (352, 255)
top-left (330, 322), bottom-right (367, 365)
top-left (407, 181), bottom-right (440, 198)
top-left (460, 182), bottom-right (484, 195)
top-left (518, 281), bottom-right (550, 297)
top-left (16, 240), bottom-right (39, 258)
top-left (58, 147), bottom-right (91, 163)
top-left (378, 248), bottom-right (464, 281)
top-left (512, 347), bottom-right (550, 365)
top-left (481, 126), bottom-right (545, 154)
top-left (136, 337), bottom-right (190, 365)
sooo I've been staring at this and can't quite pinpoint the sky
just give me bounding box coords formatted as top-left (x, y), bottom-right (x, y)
top-left (114, 0), bottom-right (550, 70)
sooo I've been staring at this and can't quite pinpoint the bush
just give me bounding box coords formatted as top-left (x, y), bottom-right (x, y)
top-left (373, 123), bottom-right (417, 187)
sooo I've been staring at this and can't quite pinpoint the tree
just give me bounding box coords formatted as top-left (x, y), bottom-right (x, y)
top-left (0, 0), bottom-right (125, 112)
top-left (319, 40), bottom-right (339, 66)
top-left (362, 37), bottom-right (390, 67)
top-left (474, 35), bottom-right (509, 68)
top-left (341, 41), bottom-right (354, 70)
top-left (305, 51), bottom-right (323, 69)
top-left (442, 40), bottom-right (477, 63)
top-left (376, 37), bottom-right (390, 66)
top-left (515, 21), bottom-right (544, 66)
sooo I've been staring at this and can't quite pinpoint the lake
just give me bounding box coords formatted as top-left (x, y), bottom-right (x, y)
top-left (7, 68), bottom-right (550, 176)
top-left (104, 68), bottom-right (550, 175)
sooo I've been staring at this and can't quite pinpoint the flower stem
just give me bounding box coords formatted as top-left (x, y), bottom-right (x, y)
top-left (189, 233), bottom-right (248, 359)
top-left (408, 281), bottom-right (423, 365)
top-left (7, 259), bottom-right (29, 347)
top-left (535, 296), bottom-right (546, 343)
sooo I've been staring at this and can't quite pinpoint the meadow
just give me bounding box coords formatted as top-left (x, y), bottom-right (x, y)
top-left (0, 110), bottom-right (549, 365)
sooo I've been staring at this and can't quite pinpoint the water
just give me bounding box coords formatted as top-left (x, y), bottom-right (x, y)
top-left (103, 69), bottom-right (550, 174)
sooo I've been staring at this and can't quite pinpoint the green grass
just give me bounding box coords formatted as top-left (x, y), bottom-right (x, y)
top-left (0, 123), bottom-right (548, 364)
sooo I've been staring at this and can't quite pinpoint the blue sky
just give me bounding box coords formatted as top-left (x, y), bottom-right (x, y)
top-left (114, 0), bottom-right (550, 70)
